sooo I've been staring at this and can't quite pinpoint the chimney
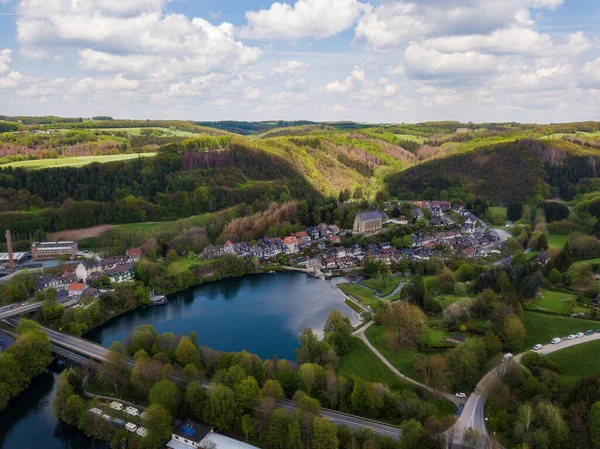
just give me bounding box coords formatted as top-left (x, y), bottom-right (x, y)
top-left (5, 230), bottom-right (14, 273)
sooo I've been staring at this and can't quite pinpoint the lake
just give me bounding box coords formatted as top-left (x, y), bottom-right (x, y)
top-left (87, 271), bottom-right (359, 361)
top-left (0, 272), bottom-right (358, 447)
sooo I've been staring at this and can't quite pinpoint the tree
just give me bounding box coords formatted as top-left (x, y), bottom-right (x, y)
top-left (185, 382), bottom-right (208, 421)
top-left (547, 269), bottom-right (561, 285)
top-left (241, 414), bottom-right (256, 442)
top-left (288, 414), bottom-right (303, 449)
top-left (234, 376), bottom-right (260, 411)
top-left (143, 404), bottom-right (173, 449)
top-left (442, 299), bottom-right (471, 328)
top-left (350, 379), bottom-right (383, 418)
top-left (298, 363), bottom-right (324, 396)
top-left (438, 268), bottom-right (456, 294)
top-left (204, 384), bottom-right (238, 431)
top-left (381, 302), bottom-right (427, 349)
top-left (324, 309), bottom-right (353, 355)
top-left (175, 336), bottom-right (201, 367)
top-left (149, 379), bottom-right (181, 417)
top-left (261, 379), bottom-right (284, 401)
top-left (267, 408), bottom-right (291, 449)
top-left (312, 417), bottom-right (338, 449)
top-left (589, 401), bottom-right (600, 449)
top-left (507, 203), bottom-right (523, 221)
top-left (401, 276), bottom-right (426, 307)
top-left (501, 316), bottom-right (525, 353)
top-left (98, 341), bottom-right (130, 393)
top-left (60, 394), bottom-right (85, 427)
top-left (414, 355), bottom-right (452, 391)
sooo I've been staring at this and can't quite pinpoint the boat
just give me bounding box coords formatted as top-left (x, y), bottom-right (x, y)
top-left (268, 270), bottom-right (276, 274)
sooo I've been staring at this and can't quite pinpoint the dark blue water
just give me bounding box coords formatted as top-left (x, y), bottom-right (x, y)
top-left (0, 364), bottom-right (108, 449)
top-left (86, 272), bottom-right (357, 361)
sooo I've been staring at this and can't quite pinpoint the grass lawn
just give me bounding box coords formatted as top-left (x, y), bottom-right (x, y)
top-left (526, 290), bottom-right (577, 315)
top-left (524, 311), bottom-right (600, 347)
top-left (548, 234), bottom-right (569, 250)
top-left (337, 337), bottom-right (411, 392)
top-left (117, 222), bottom-right (164, 232)
top-left (436, 294), bottom-right (473, 308)
top-left (546, 340), bottom-right (600, 387)
top-left (0, 153), bottom-right (156, 170)
top-left (570, 258), bottom-right (600, 271)
top-left (339, 283), bottom-right (398, 308)
top-left (344, 298), bottom-right (363, 314)
top-left (167, 257), bottom-right (215, 274)
top-left (361, 276), bottom-right (407, 297)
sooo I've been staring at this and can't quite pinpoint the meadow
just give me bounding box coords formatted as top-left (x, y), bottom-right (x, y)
top-left (523, 311), bottom-right (600, 347)
top-left (546, 340), bottom-right (600, 386)
top-left (0, 153), bottom-right (156, 170)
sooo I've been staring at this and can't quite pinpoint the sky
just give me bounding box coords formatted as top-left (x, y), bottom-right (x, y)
top-left (0, 0), bottom-right (599, 123)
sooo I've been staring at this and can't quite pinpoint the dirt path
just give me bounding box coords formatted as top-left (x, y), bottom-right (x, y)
top-left (48, 225), bottom-right (114, 241)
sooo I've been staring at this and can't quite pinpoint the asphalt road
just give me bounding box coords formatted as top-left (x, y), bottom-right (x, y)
top-left (451, 331), bottom-right (600, 447)
top-left (0, 301), bottom-right (43, 320)
top-left (5, 320), bottom-right (401, 441)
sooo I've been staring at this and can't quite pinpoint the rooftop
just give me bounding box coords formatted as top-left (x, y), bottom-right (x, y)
top-left (172, 419), bottom-right (213, 444)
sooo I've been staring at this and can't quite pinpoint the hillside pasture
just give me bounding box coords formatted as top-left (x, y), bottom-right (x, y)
top-left (0, 153), bottom-right (157, 170)
top-left (526, 290), bottom-right (577, 315)
top-left (546, 340), bottom-right (600, 386)
top-left (524, 311), bottom-right (600, 347)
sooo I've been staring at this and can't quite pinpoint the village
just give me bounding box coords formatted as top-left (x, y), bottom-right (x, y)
top-left (201, 201), bottom-right (509, 272)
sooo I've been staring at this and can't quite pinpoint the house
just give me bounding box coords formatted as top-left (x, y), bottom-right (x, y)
top-left (329, 235), bottom-right (341, 244)
top-left (349, 243), bottom-right (362, 256)
top-left (412, 208), bottom-right (424, 220)
top-left (202, 245), bottom-right (224, 259)
top-left (317, 223), bottom-right (331, 237)
top-left (36, 275), bottom-right (70, 292)
top-left (105, 264), bottom-right (134, 283)
top-left (296, 231), bottom-right (311, 243)
top-left (379, 242), bottom-right (391, 250)
top-left (329, 225), bottom-right (340, 235)
top-left (398, 216), bottom-right (409, 225)
top-left (432, 201), bottom-right (451, 211)
top-left (102, 255), bottom-right (127, 270)
top-left (353, 211), bottom-right (387, 233)
top-left (126, 248), bottom-right (141, 263)
top-left (81, 287), bottom-right (100, 300)
top-left (68, 282), bottom-right (87, 298)
top-left (223, 241), bottom-right (235, 254)
top-left (295, 257), bottom-right (309, 268)
top-left (75, 259), bottom-right (102, 282)
top-left (306, 226), bottom-right (320, 240)
top-left (31, 241), bottom-right (78, 261)
top-left (167, 420), bottom-right (214, 449)
top-left (283, 236), bottom-right (299, 254)
top-left (430, 206), bottom-right (443, 217)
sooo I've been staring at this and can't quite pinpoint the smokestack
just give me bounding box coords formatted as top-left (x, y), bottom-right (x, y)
top-left (5, 230), bottom-right (14, 273)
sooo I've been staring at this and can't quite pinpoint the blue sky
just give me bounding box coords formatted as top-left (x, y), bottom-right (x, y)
top-left (0, 0), bottom-right (599, 123)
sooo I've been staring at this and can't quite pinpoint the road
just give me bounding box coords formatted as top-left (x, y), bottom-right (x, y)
top-left (3, 320), bottom-right (401, 441)
top-left (352, 321), bottom-right (461, 405)
top-left (0, 301), bottom-right (43, 320)
top-left (451, 331), bottom-right (600, 447)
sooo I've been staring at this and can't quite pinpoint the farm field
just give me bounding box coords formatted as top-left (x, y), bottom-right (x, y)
top-left (546, 340), bottom-right (600, 387)
top-left (55, 127), bottom-right (199, 137)
top-left (524, 311), bottom-right (600, 347)
top-left (393, 134), bottom-right (427, 144)
top-left (526, 290), bottom-right (577, 315)
top-left (0, 153), bottom-right (156, 170)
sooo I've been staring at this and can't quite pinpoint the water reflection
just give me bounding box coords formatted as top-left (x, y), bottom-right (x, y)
top-left (86, 272), bottom-right (359, 360)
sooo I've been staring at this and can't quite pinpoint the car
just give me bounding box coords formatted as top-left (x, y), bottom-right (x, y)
top-left (456, 392), bottom-right (467, 398)
top-left (456, 404), bottom-right (465, 417)
top-left (576, 332), bottom-right (584, 338)
top-left (585, 330), bottom-right (594, 336)
top-left (561, 337), bottom-right (567, 341)
top-left (568, 334), bottom-right (576, 340)
top-left (596, 329), bottom-right (600, 334)
top-left (533, 344), bottom-right (543, 350)
top-left (551, 338), bottom-right (561, 344)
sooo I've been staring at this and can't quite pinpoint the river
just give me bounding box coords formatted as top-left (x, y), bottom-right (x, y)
top-left (0, 273), bottom-right (358, 448)
top-left (86, 272), bottom-right (359, 360)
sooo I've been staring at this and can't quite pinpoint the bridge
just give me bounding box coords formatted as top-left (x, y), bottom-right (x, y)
top-left (2, 320), bottom-right (401, 441)
top-left (0, 301), bottom-right (43, 320)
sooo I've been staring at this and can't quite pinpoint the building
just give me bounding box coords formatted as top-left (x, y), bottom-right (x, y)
top-left (75, 259), bottom-right (102, 282)
top-left (126, 248), bottom-right (141, 263)
top-left (68, 282), bottom-right (87, 298)
top-left (353, 211), bottom-right (386, 233)
top-left (32, 241), bottom-right (78, 262)
top-left (167, 420), bottom-right (214, 449)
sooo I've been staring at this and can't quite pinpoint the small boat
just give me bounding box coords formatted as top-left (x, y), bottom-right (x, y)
top-left (268, 270), bottom-right (276, 274)
top-left (149, 290), bottom-right (167, 306)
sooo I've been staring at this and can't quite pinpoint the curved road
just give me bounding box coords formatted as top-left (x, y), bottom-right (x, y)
top-left (451, 331), bottom-right (600, 447)
top-left (352, 321), bottom-right (460, 405)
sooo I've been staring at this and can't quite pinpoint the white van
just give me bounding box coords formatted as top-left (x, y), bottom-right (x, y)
top-left (551, 337), bottom-right (561, 344)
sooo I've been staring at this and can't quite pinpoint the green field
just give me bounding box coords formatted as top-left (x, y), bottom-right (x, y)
top-left (167, 257), bottom-right (214, 274)
top-left (546, 340), bottom-right (600, 386)
top-left (337, 337), bottom-right (411, 392)
top-left (435, 294), bottom-right (473, 309)
top-left (339, 283), bottom-right (400, 308)
top-left (548, 234), bottom-right (569, 250)
top-left (488, 206), bottom-right (507, 220)
top-left (56, 127), bottom-right (199, 137)
top-left (524, 311), bottom-right (600, 347)
top-left (570, 258), bottom-right (600, 271)
top-left (393, 134), bottom-right (427, 144)
top-left (0, 153), bottom-right (157, 170)
top-left (526, 290), bottom-right (577, 315)
top-left (361, 276), bottom-right (406, 297)
top-left (117, 222), bottom-right (164, 232)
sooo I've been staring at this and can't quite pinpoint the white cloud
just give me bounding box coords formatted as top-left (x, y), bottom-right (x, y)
top-left (283, 77), bottom-right (308, 91)
top-left (325, 66), bottom-right (365, 93)
top-left (355, 0), bottom-right (564, 50)
top-left (0, 71), bottom-right (23, 89)
top-left (242, 0), bottom-right (370, 40)
top-left (404, 44), bottom-right (499, 77)
top-left (19, 47), bottom-right (53, 59)
top-left (71, 74), bottom-right (140, 94)
top-left (0, 49), bottom-right (12, 73)
top-left (272, 60), bottom-right (310, 74)
top-left (244, 86), bottom-right (261, 100)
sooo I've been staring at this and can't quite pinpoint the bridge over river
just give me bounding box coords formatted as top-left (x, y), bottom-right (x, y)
top-left (2, 319), bottom-right (401, 441)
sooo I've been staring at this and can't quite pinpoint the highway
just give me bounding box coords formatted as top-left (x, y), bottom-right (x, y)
top-left (3, 320), bottom-right (401, 441)
top-left (0, 301), bottom-right (43, 320)
top-left (451, 331), bottom-right (600, 447)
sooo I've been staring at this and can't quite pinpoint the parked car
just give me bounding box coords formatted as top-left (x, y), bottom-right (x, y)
top-left (502, 353), bottom-right (513, 362)
top-left (533, 344), bottom-right (543, 350)
top-left (595, 329), bottom-right (600, 334)
top-left (551, 338), bottom-right (561, 344)
top-left (568, 334), bottom-right (576, 340)
top-left (585, 330), bottom-right (594, 336)
top-left (456, 404), bottom-right (465, 417)
top-left (561, 337), bottom-right (567, 341)
top-left (576, 332), bottom-right (584, 338)
top-left (456, 392), bottom-right (467, 398)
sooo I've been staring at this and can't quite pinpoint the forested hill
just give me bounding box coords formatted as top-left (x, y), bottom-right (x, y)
top-left (386, 139), bottom-right (600, 204)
